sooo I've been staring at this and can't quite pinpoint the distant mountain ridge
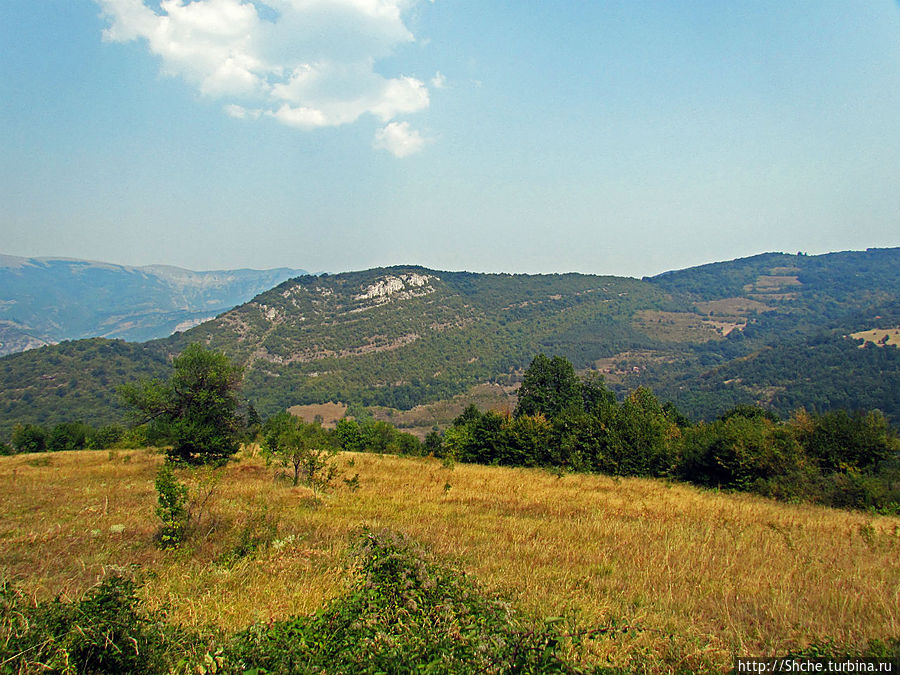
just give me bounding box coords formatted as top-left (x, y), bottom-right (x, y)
top-left (0, 255), bottom-right (306, 356)
top-left (0, 247), bottom-right (898, 438)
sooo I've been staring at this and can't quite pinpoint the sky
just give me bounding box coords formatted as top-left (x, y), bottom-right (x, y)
top-left (2, 0), bottom-right (900, 278)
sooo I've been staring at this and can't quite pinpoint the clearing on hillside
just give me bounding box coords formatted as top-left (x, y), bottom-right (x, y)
top-left (851, 327), bottom-right (900, 347)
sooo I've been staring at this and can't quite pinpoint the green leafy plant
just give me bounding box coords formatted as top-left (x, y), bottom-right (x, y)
top-left (120, 343), bottom-right (244, 466)
top-left (224, 529), bottom-right (587, 674)
top-left (261, 412), bottom-right (339, 504)
top-left (155, 463), bottom-right (188, 549)
top-left (0, 575), bottom-right (188, 674)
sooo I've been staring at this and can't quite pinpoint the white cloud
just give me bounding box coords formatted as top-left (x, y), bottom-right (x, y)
top-left (373, 121), bottom-right (426, 157)
top-left (224, 103), bottom-right (260, 119)
top-left (96, 0), bottom-right (435, 155)
top-left (430, 71), bottom-right (446, 89)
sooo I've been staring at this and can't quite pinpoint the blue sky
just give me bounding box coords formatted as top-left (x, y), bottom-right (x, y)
top-left (2, 1), bottom-right (899, 277)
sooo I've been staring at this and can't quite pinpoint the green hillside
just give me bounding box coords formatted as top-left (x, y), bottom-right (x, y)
top-left (1, 248), bottom-right (898, 438)
top-left (171, 267), bottom-right (670, 414)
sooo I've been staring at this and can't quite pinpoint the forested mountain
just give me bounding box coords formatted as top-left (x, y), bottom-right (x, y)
top-left (0, 254), bottom-right (306, 355)
top-left (0, 248), bottom-right (898, 438)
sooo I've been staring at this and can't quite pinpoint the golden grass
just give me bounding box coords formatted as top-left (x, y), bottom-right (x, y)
top-left (633, 310), bottom-right (725, 343)
top-left (693, 297), bottom-right (772, 317)
top-left (1, 449), bottom-right (898, 672)
top-left (370, 383), bottom-right (516, 436)
top-left (851, 327), bottom-right (900, 348)
top-left (287, 401), bottom-right (349, 427)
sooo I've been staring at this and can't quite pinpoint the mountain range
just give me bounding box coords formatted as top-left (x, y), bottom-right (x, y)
top-left (0, 255), bottom-right (306, 356)
top-left (0, 248), bottom-right (898, 438)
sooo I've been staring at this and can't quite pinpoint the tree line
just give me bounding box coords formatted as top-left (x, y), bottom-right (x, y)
top-left (434, 354), bottom-right (900, 513)
top-left (4, 345), bottom-right (898, 513)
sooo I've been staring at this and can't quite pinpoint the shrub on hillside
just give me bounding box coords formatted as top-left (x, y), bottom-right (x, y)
top-left (225, 529), bottom-right (585, 674)
top-left (46, 421), bottom-right (93, 452)
top-left (87, 423), bottom-right (126, 450)
top-left (678, 415), bottom-right (807, 491)
top-left (791, 409), bottom-right (899, 472)
top-left (0, 575), bottom-right (189, 674)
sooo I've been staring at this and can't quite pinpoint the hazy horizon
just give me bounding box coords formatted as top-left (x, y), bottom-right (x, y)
top-left (3, 1), bottom-right (900, 278)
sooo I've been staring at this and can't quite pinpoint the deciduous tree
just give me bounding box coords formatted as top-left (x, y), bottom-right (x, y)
top-left (120, 343), bottom-right (243, 465)
top-left (262, 412), bottom-right (339, 503)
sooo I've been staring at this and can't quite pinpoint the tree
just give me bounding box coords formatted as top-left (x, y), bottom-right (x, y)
top-left (514, 354), bottom-right (582, 419)
top-left (11, 423), bottom-right (47, 453)
top-left (795, 409), bottom-right (899, 472)
top-left (47, 421), bottom-right (92, 452)
top-left (120, 343), bottom-right (243, 465)
top-left (607, 387), bottom-right (679, 477)
top-left (261, 412), bottom-right (339, 503)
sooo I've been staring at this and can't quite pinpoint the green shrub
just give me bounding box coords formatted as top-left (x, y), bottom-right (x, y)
top-left (155, 463), bottom-right (188, 549)
top-left (47, 421), bottom-right (93, 452)
top-left (225, 529), bottom-right (585, 674)
top-left (11, 423), bottom-right (47, 453)
top-left (796, 409), bottom-right (899, 472)
top-left (678, 416), bottom-right (806, 491)
top-left (0, 575), bottom-right (185, 674)
top-left (88, 423), bottom-right (126, 450)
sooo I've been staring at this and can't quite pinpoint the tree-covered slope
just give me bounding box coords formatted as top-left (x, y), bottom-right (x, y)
top-left (1, 248), bottom-right (898, 437)
top-left (171, 267), bottom-right (672, 414)
top-left (0, 339), bottom-right (170, 436)
top-left (631, 247), bottom-right (900, 421)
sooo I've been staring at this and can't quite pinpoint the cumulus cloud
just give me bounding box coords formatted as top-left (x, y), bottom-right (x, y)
top-left (373, 121), bottom-right (426, 157)
top-left (96, 0), bottom-right (434, 155)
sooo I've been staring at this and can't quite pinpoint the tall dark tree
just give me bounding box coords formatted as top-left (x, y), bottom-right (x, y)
top-left (11, 423), bottom-right (48, 453)
top-left (579, 371), bottom-right (617, 416)
top-left (514, 354), bottom-right (582, 420)
top-left (120, 343), bottom-right (243, 465)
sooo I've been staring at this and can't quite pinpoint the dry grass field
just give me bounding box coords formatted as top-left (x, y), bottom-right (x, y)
top-left (632, 310), bottom-right (727, 343)
top-left (286, 401), bottom-right (349, 427)
top-left (370, 382), bottom-right (516, 436)
top-left (851, 327), bottom-right (900, 348)
top-left (1, 448), bottom-right (898, 673)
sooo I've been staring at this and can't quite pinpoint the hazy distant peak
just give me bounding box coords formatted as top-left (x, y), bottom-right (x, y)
top-left (0, 253), bottom-right (307, 355)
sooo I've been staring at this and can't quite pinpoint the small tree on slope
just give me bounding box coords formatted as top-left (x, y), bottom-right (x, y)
top-left (120, 343), bottom-right (243, 465)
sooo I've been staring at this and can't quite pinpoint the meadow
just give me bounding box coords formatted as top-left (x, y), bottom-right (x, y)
top-left (1, 448), bottom-right (897, 673)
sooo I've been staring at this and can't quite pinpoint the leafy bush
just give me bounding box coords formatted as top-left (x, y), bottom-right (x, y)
top-left (11, 423), bottom-right (47, 453)
top-left (155, 463), bottom-right (189, 549)
top-left (87, 423), bottom-right (126, 450)
top-left (47, 421), bottom-right (93, 452)
top-left (225, 529), bottom-right (586, 674)
top-left (0, 575), bottom-right (186, 674)
top-left (793, 409), bottom-right (899, 472)
top-left (678, 416), bottom-right (806, 491)
top-left (333, 417), bottom-right (423, 456)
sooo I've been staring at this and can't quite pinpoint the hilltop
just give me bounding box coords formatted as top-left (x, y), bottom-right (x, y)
top-left (1, 248), bottom-right (898, 437)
